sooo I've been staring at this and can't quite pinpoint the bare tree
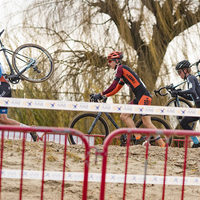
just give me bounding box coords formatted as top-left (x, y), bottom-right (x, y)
top-left (7, 0), bottom-right (200, 100)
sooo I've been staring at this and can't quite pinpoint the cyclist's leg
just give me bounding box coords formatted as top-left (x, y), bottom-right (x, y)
top-left (180, 116), bottom-right (200, 145)
top-left (120, 113), bottom-right (141, 139)
top-left (180, 116), bottom-right (199, 130)
top-left (141, 115), bottom-right (165, 147)
top-left (0, 82), bottom-right (37, 141)
top-left (0, 110), bottom-right (38, 141)
top-left (120, 113), bottom-right (135, 127)
top-left (0, 112), bottom-right (20, 125)
top-left (141, 115), bottom-right (156, 129)
top-left (138, 94), bottom-right (165, 147)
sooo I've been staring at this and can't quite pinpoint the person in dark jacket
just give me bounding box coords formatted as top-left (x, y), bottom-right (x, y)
top-left (172, 60), bottom-right (200, 148)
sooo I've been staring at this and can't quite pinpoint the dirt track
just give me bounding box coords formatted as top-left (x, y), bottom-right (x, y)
top-left (1, 140), bottom-right (200, 199)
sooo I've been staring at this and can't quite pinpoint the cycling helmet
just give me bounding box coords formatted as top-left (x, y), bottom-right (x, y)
top-left (175, 60), bottom-right (190, 70)
top-left (107, 51), bottom-right (123, 60)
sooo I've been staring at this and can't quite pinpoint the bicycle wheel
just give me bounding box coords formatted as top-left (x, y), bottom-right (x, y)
top-left (135, 116), bottom-right (173, 146)
top-left (164, 97), bottom-right (196, 130)
top-left (12, 43), bottom-right (54, 83)
top-left (68, 112), bottom-right (110, 145)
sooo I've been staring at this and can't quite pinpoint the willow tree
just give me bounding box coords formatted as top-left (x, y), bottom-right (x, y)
top-left (9, 0), bottom-right (200, 103)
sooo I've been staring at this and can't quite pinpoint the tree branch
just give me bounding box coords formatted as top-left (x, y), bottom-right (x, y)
top-left (89, 0), bottom-right (134, 47)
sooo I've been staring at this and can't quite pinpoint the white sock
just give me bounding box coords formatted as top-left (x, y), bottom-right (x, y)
top-left (20, 123), bottom-right (28, 127)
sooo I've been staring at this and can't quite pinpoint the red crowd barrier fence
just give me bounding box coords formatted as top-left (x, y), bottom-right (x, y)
top-left (99, 128), bottom-right (200, 200)
top-left (0, 125), bottom-right (199, 200)
top-left (0, 125), bottom-right (90, 200)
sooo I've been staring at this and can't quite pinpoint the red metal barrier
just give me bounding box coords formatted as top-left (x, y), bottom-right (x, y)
top-left (99, 128), bottom-right (200, 200)
top-left (0, 125), bottom-right (90, 200)
top-left (0, 125), bottom-right (199, 200)
top-left (44, 132), bottom-right (192, 147)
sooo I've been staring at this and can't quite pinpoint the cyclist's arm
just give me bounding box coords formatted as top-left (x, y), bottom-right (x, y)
top-left (179, 78), bottom-right (195, 95)
top-left (102, 79), bottom-right (118, 95)
top-left (105, 81), bottom-right (124, 97)
top-left (102, 65), bottom-right (123, 95)
top-left (178, 76), bottom-right (196, 100)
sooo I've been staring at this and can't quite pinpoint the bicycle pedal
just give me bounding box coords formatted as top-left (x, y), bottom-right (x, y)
top-left (119, 134), bottom-right (127, 146)
top-left (120, 142), bottom-right (127, 147)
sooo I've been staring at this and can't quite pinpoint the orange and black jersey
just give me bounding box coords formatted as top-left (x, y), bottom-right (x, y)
top-left (102, 64), bottom-right (151, 100)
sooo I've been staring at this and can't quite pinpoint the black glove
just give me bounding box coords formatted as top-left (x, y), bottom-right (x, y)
top-left (94, 93), bottom-right (103, 101)
top-left (171, 90), bottom-right (180, 97)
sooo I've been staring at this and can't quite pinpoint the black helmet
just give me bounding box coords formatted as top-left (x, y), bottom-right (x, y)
top-left (175, 60), bottom-right (190, 70)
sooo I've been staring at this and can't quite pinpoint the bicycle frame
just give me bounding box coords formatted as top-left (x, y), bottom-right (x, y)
top-left (171, 74), bottom-right (200, 91)
top-left (0, 40), bottom-right (15, 75)
top-left (87, 94), bottom-right (140, 134)
top-left (87, 111), bottom-right (138, 134)
top-left (0, 30), bottom-right (36, 82)
top-left (88, 112), bottom-right (119, 134)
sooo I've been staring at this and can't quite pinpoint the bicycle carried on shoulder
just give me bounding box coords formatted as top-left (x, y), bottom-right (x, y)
top-left (68, 94), bottom-right (173, 146)
top-left (0, 29), bottom-right (54, 84)
top-left (154, 60), bottom-right (200, 130)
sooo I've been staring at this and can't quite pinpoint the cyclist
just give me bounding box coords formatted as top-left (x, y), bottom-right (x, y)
top-left (172, 60), bottom-right (200, 148)
top-left (0, 62), bottom-right (38, 141)
top-left (93, 51), bottom-right (165, 147)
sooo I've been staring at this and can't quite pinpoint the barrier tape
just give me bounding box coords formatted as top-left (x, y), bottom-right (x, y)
top-left (0, 97), bottom-right (199, 117)
top-left (2, 169), bottom-right (200, 185)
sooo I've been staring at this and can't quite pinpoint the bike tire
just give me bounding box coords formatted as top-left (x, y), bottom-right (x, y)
top-left (164, 97), bottom-right (196, 130)
top-left (135, 116), bottom-right (173, 146)
top-left (68, 112), bottom-right (110, 145)
top-left (12, 43), bottom-right (54, 83)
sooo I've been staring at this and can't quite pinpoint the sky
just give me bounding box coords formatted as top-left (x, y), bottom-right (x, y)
top-left (0, 0), bottom-right (27, 28)
top-left (0, 1), bottom-right (33, 70)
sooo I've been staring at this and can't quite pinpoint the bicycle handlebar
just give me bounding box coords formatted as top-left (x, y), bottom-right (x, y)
top-left (154, 83), bottom-right (175, 97)
top-left (90, 94), bottom-right (107, 103)
top-left (154, 87), bottom-right (168, 97)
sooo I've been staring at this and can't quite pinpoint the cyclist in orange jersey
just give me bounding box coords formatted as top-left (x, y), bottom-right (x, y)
top-left (94, 51), bottom-right (165, 147)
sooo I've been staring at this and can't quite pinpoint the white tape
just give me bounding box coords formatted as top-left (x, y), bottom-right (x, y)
top-left (1, 169), bottom-right (200, 185)
top-left (0, 97), bottom-right (199, 117)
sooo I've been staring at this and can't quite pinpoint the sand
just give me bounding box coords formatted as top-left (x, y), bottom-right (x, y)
top-left (1, 140), bottom-right (200, 200)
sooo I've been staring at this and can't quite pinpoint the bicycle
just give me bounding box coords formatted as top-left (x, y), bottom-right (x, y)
top-left (0, 29), bottom-right (54, 84)
top-left (68, 94), bottom-right (173, 146)
top-left (154, 60), bottom-right (200, 130)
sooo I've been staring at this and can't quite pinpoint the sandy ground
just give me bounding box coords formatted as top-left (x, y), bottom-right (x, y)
top-left (1, 140), bottom-right (200, 200)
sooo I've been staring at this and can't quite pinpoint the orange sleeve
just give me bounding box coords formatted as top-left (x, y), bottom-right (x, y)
top-left (105, 83), bottom-right (123, 97)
